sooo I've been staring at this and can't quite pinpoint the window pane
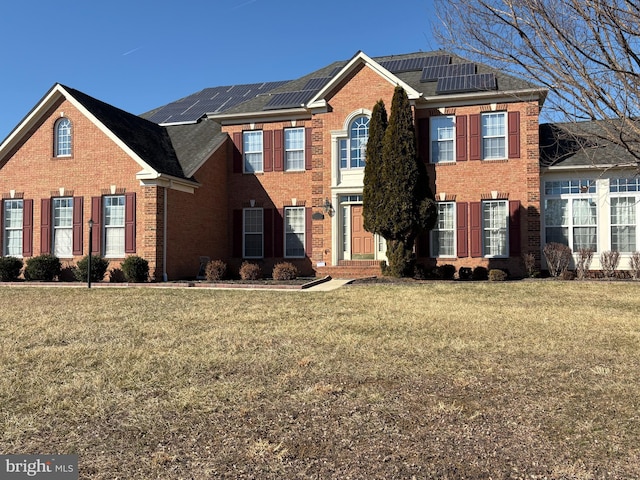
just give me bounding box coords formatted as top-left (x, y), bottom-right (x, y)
top-left (431, 117), bottom-right (455, 163)
top-left (481, 113), bottom-right (506, 159)
top-left (53, 198), bottom-right (73, 257)
top-left (244, 209), bottom-right (263, 257)
top-left (349, 116), bottom-right (369, 168)
top-left (285, 207), bottom-right (305, 257)
top-left (483, 201), bottom-right (507, 256)
top-left (285, 128), bottom-right (304, 171)
top-left (56, 118), bottom-right (71, 156)
top-left (104, 196), bottom-right (125, 256)
top-left (611, 197), bottom-right (636, 252)
top-left (4, 199), bottom-right (23, 256)
top-left (243, 131), bottom-right (263, 172)
top-left (431, 202), bottom-right (455, 257)
top-left (54, 228), bottom-right (72, 257)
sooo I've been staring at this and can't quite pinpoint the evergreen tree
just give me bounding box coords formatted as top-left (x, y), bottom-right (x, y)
top-left (363, 99), bottom-right (388, 235)
top-left (375, 86), bottom-right (437, 277)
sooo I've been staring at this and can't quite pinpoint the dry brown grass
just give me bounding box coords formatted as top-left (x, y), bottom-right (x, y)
top-left (1, 282), bottom-right (639, 479)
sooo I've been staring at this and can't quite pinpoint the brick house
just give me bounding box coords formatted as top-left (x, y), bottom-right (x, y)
top-left (0, 50), bottom-right (548, 280)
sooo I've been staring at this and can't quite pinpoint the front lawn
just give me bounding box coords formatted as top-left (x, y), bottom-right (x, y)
top-left (1, 282), bottom-right (638, 478)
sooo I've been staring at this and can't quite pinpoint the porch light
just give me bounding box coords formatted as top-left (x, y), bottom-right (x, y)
top-left (323, 198), bottom-right (334, 217)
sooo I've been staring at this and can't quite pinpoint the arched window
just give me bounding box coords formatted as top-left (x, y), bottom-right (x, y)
top-left (54, 118), bottom-right (72, 157)
top-left (339, 115), bottom-right (369, 169)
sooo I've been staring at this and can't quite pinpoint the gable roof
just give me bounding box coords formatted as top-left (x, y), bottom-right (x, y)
top-left (540, 119), bottom-right (640, 169)
top-left (146, 50), bottom-right (546, 126)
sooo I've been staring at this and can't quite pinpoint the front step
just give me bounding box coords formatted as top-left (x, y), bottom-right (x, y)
top-left (315, 261), bottom-right (383, 279)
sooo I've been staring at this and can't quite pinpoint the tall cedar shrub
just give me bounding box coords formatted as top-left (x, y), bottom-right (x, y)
top-left (370, 86), bottom-right (436, 277)
top-left (363, 100), bottom-right (388, 234)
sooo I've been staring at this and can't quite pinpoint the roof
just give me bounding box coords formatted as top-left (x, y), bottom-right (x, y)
top-left (145, 50), bottom-right (545, 126)
top-left (540, 119), bottom-right (640, 168)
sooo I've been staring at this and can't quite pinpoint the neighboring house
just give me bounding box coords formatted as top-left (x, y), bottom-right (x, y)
top-left (0, 50), bottom-right (548, 280)
top-left (540, 120), bottom-right (640, 270)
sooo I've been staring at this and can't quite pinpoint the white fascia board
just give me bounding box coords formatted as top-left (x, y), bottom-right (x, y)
top-left (418, 88), bottom-right (548, 109)
top-left (207, 108), bottom-right (311, 126)
top-left (136, 170), bottom-right (200, 193)
top-left (541, 162), bottom-right (638, 172)
top-left (306, 51), bottom-right (422, 109)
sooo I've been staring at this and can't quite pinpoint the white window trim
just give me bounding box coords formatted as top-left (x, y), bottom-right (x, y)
top-left (103, 195), bottom-right (126, 258)
top-left (609, 195), bottom-right (638, 253)
top-left (431, 201), bottom-right (456, 257)
top-left (243, 130), bottom-right (263, 174)
top-left (284, 206), bottom-right (305, 258)
top-left (243, 208), bottom-right (264, 259)
top-left (52, 197), bottom-right (73, 258)
top-left (481, 112), bottom-right (507, 160)
top-left (430, 116), bottom-right (456, 164)
top-left (55, 118), bottom-right (72, 157)
top-left (284, 127), bottom-right (305, 172)
top-left (4, 199), bottom-right (23, 257)
top-left (482, 200), bottom-right (509, 258)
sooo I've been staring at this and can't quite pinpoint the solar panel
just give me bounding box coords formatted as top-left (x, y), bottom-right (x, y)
top-left (420, 63), bottom-right (476, 82)
top-left (435, 73), bottom-right (497, 94)
top-left (302, 77), bottom-right (331, 91)
top-left (380, 55), bottom-right (451, 73)
top-left (145, 81), bottom-right (290, 124)
top-left (263, 90), bottom-right (317, 110)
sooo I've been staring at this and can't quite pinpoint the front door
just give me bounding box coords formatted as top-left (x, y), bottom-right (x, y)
top-left (351, 205), bottom-right (374, 259)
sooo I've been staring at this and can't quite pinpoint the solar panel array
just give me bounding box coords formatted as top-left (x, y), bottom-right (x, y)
top-left (435, 73), bottom-right (497, 94)
top-left (380, 54), bottom-right (451, 73)
top-left (421, 62), bottom-right (476, 82)
top-left (145, 81), bottom-right (290, 125)
top-left (263, 90), bottom-right (319, 110)
top-left (302, 77), bottom-right (332, 91)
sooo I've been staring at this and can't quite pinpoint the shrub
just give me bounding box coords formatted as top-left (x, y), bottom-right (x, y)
top-left (239, 261), bottom-right (262, 280)
top-left (600, 250), bottom-right (620, 278)
top-left (472, 266), bottom-right (488, 281)
top-left (522, 253), bottom-right (537, 278)
top-left (458, 267), bottom-right (472, 280)
top-left (543, 242), bottom-right (572, 277)
top-left (109, 268), bottom-right (127, 283)
top-left (121, 255), bottom-right (149, 282)
top-left (0, 257), bottom-right (23, 281)
top-left (205, 259), bottom-right (227, 281)
top-left (272, 262), bottom-right (298, 281)
top-left (435, 264), bottom-right (456, 280)
top-left (74, 255), bottom-right (109, 282)
top-left (630, 251), bottom-right (640, 280)
top-left (488, 269), bottom-right (507, 281)
top-left (24, 254), bottom-right (61, 281)
top-left (560, 269), bottom-right (576, 281)
top-left (575, 248), bottom-right (594, 280)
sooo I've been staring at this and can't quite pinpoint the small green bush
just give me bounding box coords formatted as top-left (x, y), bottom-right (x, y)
top-left (272, 262), bottom-right (298, 281)
top-left (488, 269), bottom-right (507, 281)
top-left (24, 254), bottom-right (62, 281)
top-left (205, 260), bottom-right (227, 281)
top-left (121, 255), bottom-right (149, 282)
top-left (472, 266), bottom-right (488, 281)
top-left (435, 264), bottom-right (456, 280)
top-left (0, 257), bottom-right (23, 281)
top-left (74, 255), bottom-right (109, 282)
top-left (239, 261), bottom-right (262, 280)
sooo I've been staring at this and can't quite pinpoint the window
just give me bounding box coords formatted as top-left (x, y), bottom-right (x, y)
top-left (340, 116), bottom-right (369, 168)
top-left (104, 196), bottom-right (125, 257)
top-left (431, 202), bottom-right (455, 256)
top-left (53, 197), bottom-right (73, 257)
top-left (4, 200), bottom-right (23, 257)
top-left (430, 116), bottom-right (455, 163)
top-left (243, 131), bottom-right (263, 173)
top-left (243, 208), bottom-right (263, 258)
top-left (543, 180), bottom-right (597, 251)
top-left (481, 112), bottom-right (506, 159)
top-left (55, 118), bottom-right (72, 157)
top-left (483, 200), bottom-right (508, 257)
top-left (610, 197), bottom-right (636, 252)
top-left (284, 207), bottom-right (305, 257)
top-left (285, 128), bottom-right (304, 171)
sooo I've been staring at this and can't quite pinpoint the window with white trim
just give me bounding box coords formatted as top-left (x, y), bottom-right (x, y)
top-left (481, 112), bottom-right (506, 160)
top-left (431, 202), bottom-right (455, 257)
top-left (610, 178), bottom-right (640, 253)
top-left (243, 208), bottom-right (263, 258)
top-left (483, 200), bottom-right (508, 257)
top-left (340, 116), bottom-right (369, 169)
top-left (544, 180), bottom-right (597, 251)
top-left (284, 207), bottom-right (305, 258)
top-left (430, 116), bottom-right (455, 163)
top-left (53, 197), bottom-right (73, 257)
top-left (285, 128), bottom-right (304, 171)
top-left (104, 195), bottom-right (125, 257)
top-left (55, 118), bottom-right (72, 157)
top-left (4, 199), bottom-right (23, 257)
top-left (243, 131), bottom-right (263, 173)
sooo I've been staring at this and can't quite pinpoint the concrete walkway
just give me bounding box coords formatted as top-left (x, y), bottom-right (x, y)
top-left (303, 278), bottom-right (354, 291)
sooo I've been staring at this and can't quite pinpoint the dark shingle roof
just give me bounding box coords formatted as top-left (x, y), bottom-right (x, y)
top-left (165, 118), bottom-right (225, 176)
top-left (540, 120), bottom-right (640, 168)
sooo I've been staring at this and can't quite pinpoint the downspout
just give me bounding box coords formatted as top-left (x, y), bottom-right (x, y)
top-left (163, 186), bottom-right (168, 282)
